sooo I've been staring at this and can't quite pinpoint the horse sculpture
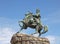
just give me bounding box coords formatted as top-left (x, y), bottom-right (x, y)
top-left (17, 9), bottom-right (48, 37)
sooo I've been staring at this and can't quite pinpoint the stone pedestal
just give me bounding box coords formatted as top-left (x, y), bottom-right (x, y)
top-left (10, 33), bottom-right (50, 44)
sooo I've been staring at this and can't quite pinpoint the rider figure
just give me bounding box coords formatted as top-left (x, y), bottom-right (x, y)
top-left (33, 9), bottom-right (42, 26)
top-left (25, 9), bottom-right (42, 26)
top-left (25, 11), bottom-right (33, 24)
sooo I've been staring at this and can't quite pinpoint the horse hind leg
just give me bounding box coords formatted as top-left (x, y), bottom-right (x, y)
top-left (38, 33), bottom-right (41, 37)
top-left (41, 25), bottom-right (48, 34)
top-left (31, 31), bottom-right (38, 35)
top-left (38, 29), bottom-right (42, 37)
top-left (31, 28), bottom-right (38, 35)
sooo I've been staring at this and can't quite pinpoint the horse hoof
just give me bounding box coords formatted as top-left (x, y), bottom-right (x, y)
top-left (17, 32), bottom-right (19, 33)
top-left (31, 34), bottom-right (33, 35)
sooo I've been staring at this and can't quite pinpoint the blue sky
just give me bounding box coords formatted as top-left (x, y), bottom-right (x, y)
top-left (0, 0), bottom-right (60, 44)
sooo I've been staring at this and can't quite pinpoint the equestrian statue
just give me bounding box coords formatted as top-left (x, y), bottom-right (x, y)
top-left (17, 9), bottom-right (48, 37)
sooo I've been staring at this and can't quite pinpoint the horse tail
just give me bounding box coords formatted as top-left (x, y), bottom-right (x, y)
top-left (41, 25), bottom-right (48, 34)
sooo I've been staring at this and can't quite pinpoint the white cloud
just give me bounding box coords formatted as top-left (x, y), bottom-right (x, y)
top-left (45, 35), bottom-right (60, 44)
top-left (33, 33), bottom-right (39, 37)
top-left (0, 27), bottom-right (31, 44)
top-left (45, 36), bottom-right (56, 44)
top-left (28, 33), bottom-right (60, 44)
top-left (0, 27), bottom-right (15, 44)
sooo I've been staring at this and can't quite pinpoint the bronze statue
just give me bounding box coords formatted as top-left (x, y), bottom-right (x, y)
top-left (17, 9), bottom-right (48, 37)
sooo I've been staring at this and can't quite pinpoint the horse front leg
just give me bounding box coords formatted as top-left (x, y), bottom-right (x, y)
top-left (17, 27), bottom-right (23, 33)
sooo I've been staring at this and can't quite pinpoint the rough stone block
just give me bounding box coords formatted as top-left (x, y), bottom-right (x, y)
top-left (10, 33), bottom-right (50, 44)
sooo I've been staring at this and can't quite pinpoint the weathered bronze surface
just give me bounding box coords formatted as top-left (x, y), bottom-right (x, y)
top-left (18, 9), bottom-right (48, 37)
